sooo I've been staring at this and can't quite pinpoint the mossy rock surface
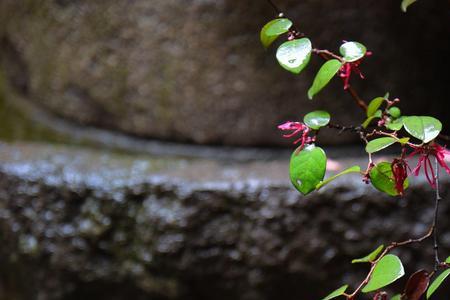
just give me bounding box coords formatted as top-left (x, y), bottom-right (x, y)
top-left (1, 0), bottom-right (450, 146)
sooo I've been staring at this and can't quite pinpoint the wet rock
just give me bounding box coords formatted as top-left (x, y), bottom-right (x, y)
top-left (0, 142), bottom-right (449, 299)
top-left (1, 0), bottom-right (449, 146)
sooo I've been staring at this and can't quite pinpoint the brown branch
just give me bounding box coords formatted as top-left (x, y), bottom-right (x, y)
top-left (312, 49), bottom-right (343, 61)
top-left (438, 133), bottom-right (450, 143)
top-left (433, 157), bottom-right (442, 270)
top-left (266, 0), bottom-right (283, 16)
top-left (346, 86), bottom-right (368, 112)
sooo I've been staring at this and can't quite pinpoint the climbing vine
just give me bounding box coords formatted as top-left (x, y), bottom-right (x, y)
top-left (261, 1), bottom-right (449, 299)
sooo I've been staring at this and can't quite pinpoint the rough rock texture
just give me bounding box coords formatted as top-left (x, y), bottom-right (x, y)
top-left (1, 142), bottom-right (450, 300)
top-left (1, 0), bottom-right (449, 146)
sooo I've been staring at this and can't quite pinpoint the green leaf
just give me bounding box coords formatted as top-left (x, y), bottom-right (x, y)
top-left (316, 166), bottom-right (361, 190)
top-left (370, 162), bottom-right (409, 196)
top-left (362, 116), bottom-right (376, 129)
top-left (365, 137), bottom-right (398, 154)
top-left (260, 18), bottom-right (293, 48)
top-left (276, 38), bottom-right (312, 74)
top-left (362, 254), bottom-right (405, 293)
top-left (403, 116), bottom-right (442, 143)
top-left (362, 110), bottom-right (382, 129)
top-left (367, 97), bottom-right (385, 117)
top-left (388, 107), bottom-right (401, 118)
top-left (427, 269), bottom-right (450, 299)
top-left (386, 117), bottom-right (404, 131)
top-left (308, 59), bottom-right (343, 99)
top-left (340, 41), bottom-right (367, 62)
top-left (289, 145), bottom-right (327, 195)
top-left (321, 285), bottom-right (348, 300)
top-left (303, 110), bottom-right (331, 130)
top-left (445, 256), bottom-right (450, 263)
top-left (391, 294), bottom-right (401, 300)
top-left (352, 245), bottom-right (385, 264)
top-left (401, 0), bottom-right (418, 12)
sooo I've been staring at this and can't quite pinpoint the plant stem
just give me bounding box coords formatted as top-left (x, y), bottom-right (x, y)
top-left (433, 157), bottom-right (442, 270)
top-left (266, 0), bottom-right (283, 16)
top-left (347, 86), bottom-right (368, 111)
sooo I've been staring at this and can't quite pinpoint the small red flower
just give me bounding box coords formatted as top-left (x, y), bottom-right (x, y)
top-left (278, 121), bottom-right (312, 149)
top-left (408, 143), bottom-right (450, 188)
top-left (391, 158), bottom-right (409, 196)
top-left (339, 51), bottom-right (372, 90)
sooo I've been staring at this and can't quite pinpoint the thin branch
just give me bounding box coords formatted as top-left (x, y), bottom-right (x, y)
top-left (438, 133), bottom-right (450, 143)
top-left (433, 157), bottom-right (442, 270)
top-left (312, 49), bottom-right (343, 61)
top-left (266, 0), bottom-right (283, 16)
top-left (346, 86), bottom-right (368, 112)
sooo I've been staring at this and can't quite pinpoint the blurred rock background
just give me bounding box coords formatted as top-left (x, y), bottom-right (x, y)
top-left (0, 0), bottom-right (449, 299)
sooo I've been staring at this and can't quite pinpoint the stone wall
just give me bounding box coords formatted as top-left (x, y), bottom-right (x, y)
top-left (1, 143), bottom-right (449, 299)
top-left (1, 0), bottom-right (449, 146)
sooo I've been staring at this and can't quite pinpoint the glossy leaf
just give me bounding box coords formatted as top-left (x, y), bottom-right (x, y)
top-left (388, 107), bottom-right (401, 118)
top-left (340, 41), bottom-right (367, 62)
top-left (260, 18), bottom-right (292, 48)
top-left (367, 97), bottom-right (385, 117)
top-left (321, 285), bottom-right (348, 300)
top-left (289, 145), bottom-right (327, 195)
top-left (403, 270), bottom-right (430, 300)
top-left (362, 254), bottom-right (405, 293)
top-left (403, 116), bottom-right (442, 143)
top-left (401, 0), bottom-right (418, 12)
top-left (316, 165), bottom-right (361, 190)
top-left (363, 110), bottom-right (382, 128)
top-left (427, 269), bottom-right (450, 299)
top-left (386, 117), bottom-right (404, 131)
top-left (352, 245), bottom-right (384, 264)
top-left (304, 110), bottom-right (331, 130)
top-left (365, 137), bottom-right (398, 154)
top-left (370, 162), bottom-right (409, 196)
top-left (276, 38), bottom-right (312, 74)
top-left (308, 59), bottom-right (343, 99)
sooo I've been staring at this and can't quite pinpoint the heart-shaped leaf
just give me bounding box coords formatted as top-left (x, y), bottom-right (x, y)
top-left (303, 110), bottom-right (331, 130)
top-left (308, 59), bottom-right (343, 99)
top-left (403, 116), bottom-right (442, 143)
top-left (370, 162), bottom-right (409, 196)
top-left (365, 137), bottom-right (398, 154)
top-left (321, 285), bottom-right (348, 300)
top-left (289, 145), bottom-right (327, 195)
top-left (352, 245), bottom-right (384, 264)
top-left (260, 18), bottom-right (293, 48)
top-left (427, 269), bottom-right (450, 299)
top-left (340, 41), bottom-right (367, 62)
top-left (401, 0), bottom-right (418, 12)
top-left (403, 270), bottom-right (430, 300)
top-left (276, 38), bottom-right (312, 74)
top-left (367, 97), bottom-right (385, 117)
top-left (362, 254), bottom-right (405, 293)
